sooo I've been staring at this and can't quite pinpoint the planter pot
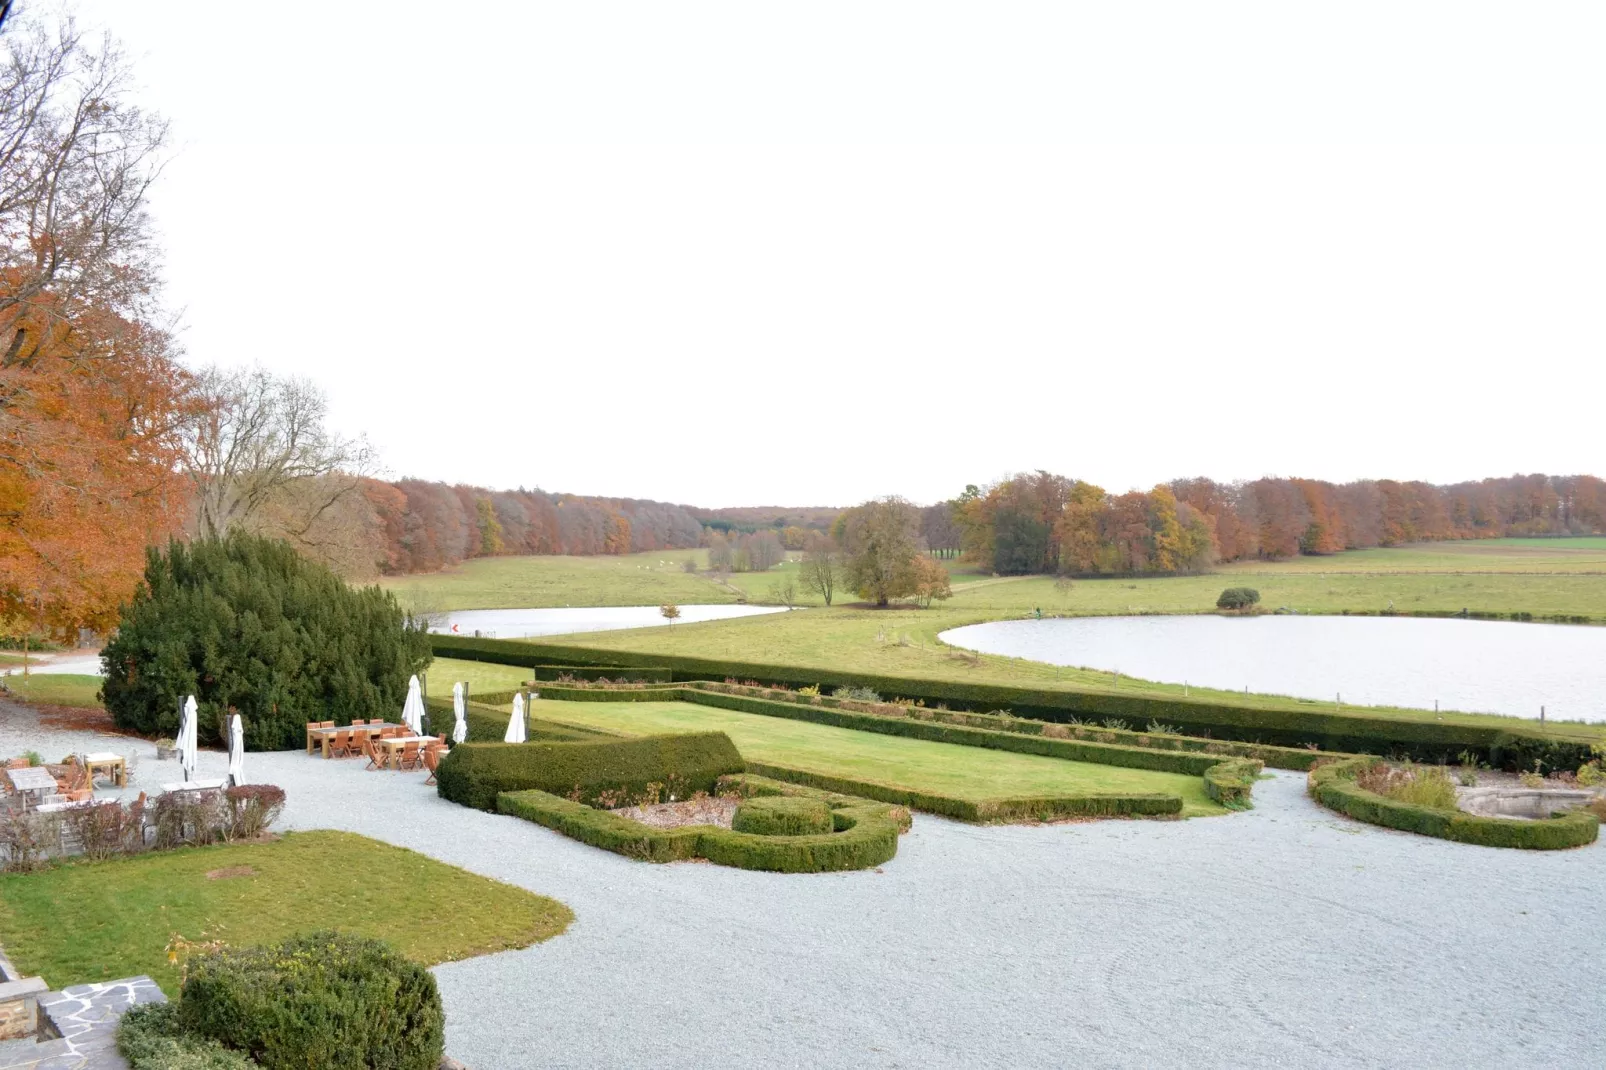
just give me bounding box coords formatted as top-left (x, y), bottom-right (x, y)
top-left (155, 745), bottom-right (175, 761)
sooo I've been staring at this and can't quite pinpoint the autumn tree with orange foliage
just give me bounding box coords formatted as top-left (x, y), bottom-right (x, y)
top-left (0, 16), bottom-right (193, 638)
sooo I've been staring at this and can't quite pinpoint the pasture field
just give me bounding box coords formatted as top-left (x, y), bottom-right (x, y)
top-left (527, 696), bottom-right (1224, 815)
top-left (382, 549), bottom-right (990, 611)
top-left (0, 830), bottom-right (571, 994)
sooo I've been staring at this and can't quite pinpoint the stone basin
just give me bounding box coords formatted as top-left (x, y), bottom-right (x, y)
top-left (1455, 787), bottom-right (1598, 821)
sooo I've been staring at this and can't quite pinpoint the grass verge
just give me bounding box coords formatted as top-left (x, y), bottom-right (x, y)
top-left (0, 830), bottom-right (572, 994)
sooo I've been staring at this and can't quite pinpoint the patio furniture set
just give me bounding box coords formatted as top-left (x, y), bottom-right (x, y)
top-left (306, 721), bottom-right (450, 782)
top-left (2, 752), bottom-right (128, 814)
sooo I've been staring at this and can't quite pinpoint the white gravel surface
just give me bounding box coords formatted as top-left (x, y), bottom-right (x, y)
top-left (3, 704), bottom-right (1603, 1070)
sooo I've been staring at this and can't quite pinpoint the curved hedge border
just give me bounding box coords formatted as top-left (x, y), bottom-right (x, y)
top-left (746, 761), bottom-right (1181, 823)
top-left (496, 776), bottom-right (903, 873)
top-left (1308, 757), bottom-right (1600, 850)
top-left (436, 732), bottom-right (744, 811)
top-left (1202, 760), bottom-right (1261, 809)
top-left (429, 634), bottom-right (1597, 769)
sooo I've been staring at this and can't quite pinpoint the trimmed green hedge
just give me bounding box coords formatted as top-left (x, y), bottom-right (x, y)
top-left (1308, 757), bottom-right (1600, 850)
top-left (435, 732), bottom-right (744, 811)
top-left (430, 634), bottom-right (1594, 769)
top-left (731, 795), bottom-right (833, 835)
top-left (745, 762), bottom-right (1182, 823)
top-left (1202, 759), bottom-right (1261, 809)
top-left (495, 777), bottom-right (901, 872)
top-left (118, 1004), bottom-right (254, 1069)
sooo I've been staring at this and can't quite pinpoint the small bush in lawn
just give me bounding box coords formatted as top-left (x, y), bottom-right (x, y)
top-left (118, 1003), bottom-right (253, 1070)
top-left (179, 931), bottom-right (444, 1070)
top-left (1216, 587), bottom-right (1261, 611)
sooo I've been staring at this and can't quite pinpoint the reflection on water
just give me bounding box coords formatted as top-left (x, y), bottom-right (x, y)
top-left (940, 615), bottom-right (1606, 722)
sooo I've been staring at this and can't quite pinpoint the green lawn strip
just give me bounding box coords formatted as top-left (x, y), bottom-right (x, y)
top-left (0, 830), bottom-right (571, 995)
top-left (426, 656), bottom-right (534, 697)
top-left (527, 697), bottom-right (1226, 816)
top-left (0, 673), bottom-right (104, 709)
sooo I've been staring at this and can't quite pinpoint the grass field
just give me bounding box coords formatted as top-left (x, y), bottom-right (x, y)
top-left (530, 697), bottom-right (1224, 815)
top-left (383, 548), bottom-right (990, 611)
top-left (0, 673), bottom-right (103, 708)
top-left (0, 830), bottom-right (571, 994)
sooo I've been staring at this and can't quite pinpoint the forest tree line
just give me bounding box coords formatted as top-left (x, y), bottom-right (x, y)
top-left (924, 471), bottom-right (1606, 577)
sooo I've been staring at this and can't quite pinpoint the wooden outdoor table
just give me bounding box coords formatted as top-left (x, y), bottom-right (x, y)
top-left (307, 722), bottom-right (400, 759)
top-left (374, 735), bottom-right (436, 769)
top-left (84, 751), bottom-right (127, 787)
top-left (6, 766), bottom-right (58, 809)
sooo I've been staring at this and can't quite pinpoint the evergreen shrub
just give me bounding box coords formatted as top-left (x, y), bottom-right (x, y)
top-left (1216, 587), bottom-right (1261, 610)
top-left (731, 795), bottom-right (833, 836)
top-left (103, 535), bottom-right (431, 749)
top-left (177, 931), bottom-right (444, 1070)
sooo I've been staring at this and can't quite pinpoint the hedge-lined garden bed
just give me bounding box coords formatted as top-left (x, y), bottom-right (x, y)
top-left (497, 775), bottom-right (905, 873)
top-left (1307, 757), bottom-right (1600, 850)
top-left (428, 634), bottom-right (1594, 769)
top-left (531, 683), bottom-right (1264, 812)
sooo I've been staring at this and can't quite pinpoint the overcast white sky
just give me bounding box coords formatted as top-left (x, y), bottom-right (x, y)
top-left (66, 1), bottom-right (1606, 506)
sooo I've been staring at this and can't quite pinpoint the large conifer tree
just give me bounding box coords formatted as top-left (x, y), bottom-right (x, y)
top-left (102, 534), bottom-right (432, 749)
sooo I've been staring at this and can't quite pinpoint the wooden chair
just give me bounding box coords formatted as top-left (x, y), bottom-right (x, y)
top-left (397, 741), bottom-right (422, 771)
top-left (57, 761), bottom-right (92, 802)
top-left (368, 718), bottom-right (385, 725)
top-left (360, 735), bottom-right (384, 772)
top-left (328, 730), bottom-right (354, 759)
top-left (305, 721), bottom-right (333, 754)
top-left (422, 746), bottom-right (442, 785)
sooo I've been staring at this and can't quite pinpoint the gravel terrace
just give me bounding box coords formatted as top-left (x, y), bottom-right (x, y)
top-left (2, 702), bottom-right (1602, 1070)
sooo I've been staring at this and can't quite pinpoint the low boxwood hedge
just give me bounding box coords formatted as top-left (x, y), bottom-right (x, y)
top-left (118, 1003), bottom-right (254, 1069)
top-left (436, 732), bottom-right (745, 811)
top-left (745, 762), bottom-right (1182, 823)
top-left (177, 931), bottom-right (444, 1070)
top-left (1308, 757), bottom-right (1601, 850)
top-left (430, 634), bottom-right (1595, 769)
top-left (495, 777), bottom-right (902, 872)
top-left (731, 795), bottom-right (833, 835)
top-left (1202, 759), bottom-right (1261, 809)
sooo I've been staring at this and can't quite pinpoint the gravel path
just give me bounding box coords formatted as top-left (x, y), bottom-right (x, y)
top-left (3, 703), bottom-right (1602, 1069)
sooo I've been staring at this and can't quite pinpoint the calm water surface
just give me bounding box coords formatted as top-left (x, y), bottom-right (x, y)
top-left (435, 604), bottom-right (785, 639)
top-left (940, 615), bottom-right (1606, 722)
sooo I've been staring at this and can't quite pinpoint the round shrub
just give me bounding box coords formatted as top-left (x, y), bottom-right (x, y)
top-left (118, 1003), bottom-right (254, 1069)
top-left (101, 534), bottom-right (432, 749)
top-left (1216, 587), bottom-right (1261, 611)
top-left (732, 796), bottom-right (833, 836)
top-left (177, 931), bottom-right (444, 1070)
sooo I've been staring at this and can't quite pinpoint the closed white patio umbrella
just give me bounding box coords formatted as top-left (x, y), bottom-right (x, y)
top-left (504, 692), bottom-right (526, 743)
top-left (179, 695), bottom-right (199, 782)
top-left (402, 675), bottom-right (425, 735)
top-left (226, 713), bottom-right (245, 786)
top-left (451, 682), bottom-right (467, 744)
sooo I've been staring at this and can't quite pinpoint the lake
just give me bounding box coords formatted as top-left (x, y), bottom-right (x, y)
top-left (435, 604), bottom-right (786, 640)
top-left (940, 615), bottom-right (1606, 722)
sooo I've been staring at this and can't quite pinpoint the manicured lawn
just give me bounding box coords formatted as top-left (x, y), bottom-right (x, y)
top-left (530, 697), bottom-right (1225, 816)
top-left (428, 656), bottom-right (533, 696)
top-left (0, 830), bottom-right (572, 994)
top-left (0, 673), bottom-right (103, 708)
